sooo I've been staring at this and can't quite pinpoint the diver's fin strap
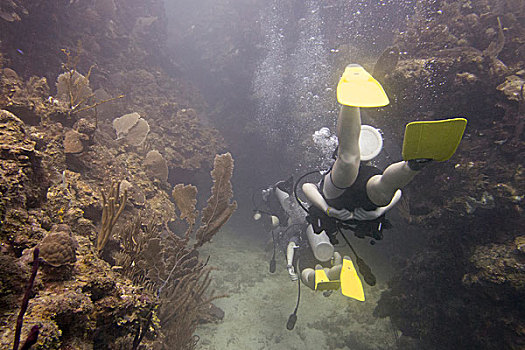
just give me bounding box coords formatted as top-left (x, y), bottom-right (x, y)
top-left (402, 118), bottom-right (467, 162)
top-left (340, 257), bottom-right (365, 301)
top-left (314, 266), bottom-right (340, 291)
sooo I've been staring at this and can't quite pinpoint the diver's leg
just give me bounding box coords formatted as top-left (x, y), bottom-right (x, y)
top-left (300, 251), bottom-right (343, 289)
top-left (366, 161), bottom-right (418, 206)
top-left (323, 106), bottom-right (361, 199)
top-left (301, 268), bottom-right (316, 290)
top-left (275, 187), bottom-right (289, 208)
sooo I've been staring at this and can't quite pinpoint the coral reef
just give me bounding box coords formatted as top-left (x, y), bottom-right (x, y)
top-left (113, 153), bottom-right (236, 349)
top-left (0, 1), bottom-right (235, 349)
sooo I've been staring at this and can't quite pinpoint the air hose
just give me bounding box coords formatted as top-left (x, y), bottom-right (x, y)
top-left (337, 226), bottom-right (376, 286)
top-left (293, 169), bottom-right (325, 213)
top-left (286, 257), bottom-right (301, 330)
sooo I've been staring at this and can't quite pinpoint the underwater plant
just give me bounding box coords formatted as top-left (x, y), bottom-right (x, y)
top-left (97, 181), bottom-right (127, 255)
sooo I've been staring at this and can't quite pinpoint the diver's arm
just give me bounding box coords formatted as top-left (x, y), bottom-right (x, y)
top-left (353, 189), bottom-right (402, 220)
top-left (302, 183), bottom-right (353, 221)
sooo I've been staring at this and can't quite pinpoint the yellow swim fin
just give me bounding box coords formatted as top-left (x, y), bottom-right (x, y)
top-left (402, 118), bottom-right (467, 161)
top-left (314, 265), bottom-right (340, 291)
top-left (337, 64), bottom-right (390, 108)
top-left (340, 257), bottom-right (365, 301)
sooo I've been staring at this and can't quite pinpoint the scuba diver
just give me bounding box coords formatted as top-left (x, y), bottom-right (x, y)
top-left (301, 64), bottom-right (466, 296)
top-left (254, 177), bottom-right (309, 281)
top-left (254, 64), bottom-right (467, 328)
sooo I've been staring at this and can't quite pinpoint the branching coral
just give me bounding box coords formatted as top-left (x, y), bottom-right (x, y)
top-left (97, 181), bottom-right (127, 255)
top-left (57, 47), bottom-right (123, 118)
top-left (114, 215), bottom-right (219, 349)
top-left (112, 153), bottom-right (236, 349)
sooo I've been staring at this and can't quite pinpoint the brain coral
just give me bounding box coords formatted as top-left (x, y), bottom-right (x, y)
top-left (39, 231), bottom-right (77, 267)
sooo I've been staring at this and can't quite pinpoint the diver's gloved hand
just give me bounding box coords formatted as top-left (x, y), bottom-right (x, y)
top-left (287, 264), bottom-right (298, 281)
top-left (326, 207), bottom-right (353, 221)
top-left (353, 207), bottom-right (384, 221)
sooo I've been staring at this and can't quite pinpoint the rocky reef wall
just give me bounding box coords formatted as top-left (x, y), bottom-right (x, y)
top-left (370, 1), bottom-right (524, 349)
top-left (0, 1), bottom-right (235, 349)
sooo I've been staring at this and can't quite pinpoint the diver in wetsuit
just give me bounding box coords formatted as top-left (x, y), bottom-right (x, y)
top-left (296, 65), bottom-right (425, 289)
top-left (259, 64), bottom-right (466, 298)
top-left (297, 64), bottom-right (466, 292)
top-left (258, 178), bottom-right (309, 281)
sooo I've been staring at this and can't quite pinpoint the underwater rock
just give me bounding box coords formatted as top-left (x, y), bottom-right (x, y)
top-left (460, 241), bottom-right (525, 349)
top-left (0, 0), bottom-right (27, 22)
top-left (24, 289), bottom-right (95, 348)
top-left (0, 109), bottom-right (48, 249)
top-left (0, 254), bottom-right (27, 309)
top-left (199, 303), bottom-right (225, 323)
top-left (464, 191), bottom-right (495, 214)
top-left (93, 88), bottom-right (121, 120)
top-left (81, 277), bottom-right (116, 302)
top-left (63, 129), bottom-right (87, 154)
top-left (132, 16), bottom-right (159, 37)
top-left (463, 242), bottom-right (525, 291)
top-left (143, 150), bottom-right (168, 183)
top-left (94, 0), bottom-right (116, 19)
top-left (1, 70), bottom-right (49, 126)
top-left (0, 109), bottom-right (34, 156)
top-left (497, 74), bottom-right (525, 101)
top-left (73, 118), bottom-right (97, 138)
top-left (119, 179), bottom-right (146, 207)
top-left (515, 236), bottom-right (525, 254)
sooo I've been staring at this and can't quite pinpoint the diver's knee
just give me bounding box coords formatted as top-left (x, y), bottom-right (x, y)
top-left (301, 268), bottom-right (316, 290)
top-left (366, 175), bottom-right (393, 207)
top-left (336, 153), bottom-right (360, 170)
top-left (332, 251), bottom-right (342, 266)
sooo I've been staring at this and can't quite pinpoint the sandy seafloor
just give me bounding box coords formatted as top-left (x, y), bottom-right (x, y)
top-left (195, 214), bottom-right (399, 350)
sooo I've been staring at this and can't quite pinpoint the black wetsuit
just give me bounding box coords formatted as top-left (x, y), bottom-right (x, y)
top-left (325, 164), bottom-right (382, 211)
top-left (307, 164), bottom-right (388, 241)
